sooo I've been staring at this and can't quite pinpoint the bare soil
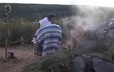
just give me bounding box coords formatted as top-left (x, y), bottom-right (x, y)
top-left (0, 46), bottom-right (39, 72)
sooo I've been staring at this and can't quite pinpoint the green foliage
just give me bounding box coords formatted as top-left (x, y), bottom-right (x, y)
top-left (0, 3), bottom-right (74, 21)
top-left (23, 51), bottom-right (72, 72)
top-left (0, 18), bottom-right (67, 46)
top-left (0, 18), bottom-right (38, 46)
top-left (0, 3), bottom-right (75, 46)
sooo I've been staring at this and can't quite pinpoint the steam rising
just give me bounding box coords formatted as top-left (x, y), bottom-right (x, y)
top-left (71, 0), bottom-right (114, 8)
top-left (62, 5), bottom-right (114, 30)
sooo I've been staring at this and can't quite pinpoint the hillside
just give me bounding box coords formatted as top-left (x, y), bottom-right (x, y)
top-left (0, 3), bottom-right (76, 21)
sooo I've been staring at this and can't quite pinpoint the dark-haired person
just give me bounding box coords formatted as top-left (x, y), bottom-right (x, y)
top-left (39, 13), bottom-right (56, 27)
top-left (33, 14), bottom-right (56, 55)
top-left (34, 14), bottom-right (56, 36)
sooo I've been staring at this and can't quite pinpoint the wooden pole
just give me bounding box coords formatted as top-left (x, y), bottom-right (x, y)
top-left (4, 4), bottom-right (11, 58)
top-left (5, 16), bottom-right (9, 58)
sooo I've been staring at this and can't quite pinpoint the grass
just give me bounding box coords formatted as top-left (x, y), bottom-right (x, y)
top-left (23, 50), bottom-right (72, 72)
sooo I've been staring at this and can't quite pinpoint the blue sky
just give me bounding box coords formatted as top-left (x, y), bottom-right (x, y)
top-left (0, 0), bottom-right (114, 7)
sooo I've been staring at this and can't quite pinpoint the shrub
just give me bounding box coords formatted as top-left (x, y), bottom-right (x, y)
top-left (23, 51), bottom-right (72, 72)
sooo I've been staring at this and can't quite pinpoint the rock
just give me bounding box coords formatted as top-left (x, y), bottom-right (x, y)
top-left (72, 55), bottom-right (95, 72)
top-left (72, 55), bottom-right (114, 72)
top-left (92, 57), bottom-right (114, 72)
top-left (112, 54), bottom-right (114, 60)
top-left (106, 29), bottom-right (114, 39)
top-left (72, 56), bottom-right (86, 72)
top-left (75, 40), bottom-right (108, 54)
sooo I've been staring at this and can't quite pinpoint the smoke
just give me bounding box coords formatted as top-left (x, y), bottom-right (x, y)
top-left (62, 5), bottom-right (114, 30)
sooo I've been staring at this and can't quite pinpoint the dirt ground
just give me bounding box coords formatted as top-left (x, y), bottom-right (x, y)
top-left (0, 45), bottom-right (39, 72)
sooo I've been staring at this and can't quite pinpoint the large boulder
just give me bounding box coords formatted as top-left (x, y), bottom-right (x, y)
top-left (92, 57), bottom-right (114, 72)
top-left (74, 40), bottom-right (108, 56)
top-left (71, 55), bottom-right (95, 72)
top-left (73, 18), bottom-right (114, 59)
top-left (72, 55), bottom-right (114, 72)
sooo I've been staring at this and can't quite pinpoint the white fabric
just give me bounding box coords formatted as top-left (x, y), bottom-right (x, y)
top-left (39, 17), bottom-right (51, 27)
top-left (31, 38), bottom-right (37, 45)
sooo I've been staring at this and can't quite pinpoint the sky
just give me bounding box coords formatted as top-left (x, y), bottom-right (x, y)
top-left (0, 0), bottom-right (114, 7)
